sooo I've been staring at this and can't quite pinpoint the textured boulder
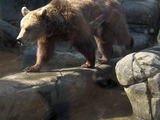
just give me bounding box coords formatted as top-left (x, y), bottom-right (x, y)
top-left (0, 19), bottom-right (19, 50)
top-left (0, 0), bottom-right (50, 26)
top-left (116, 45), bottom-right (160, 120)
top-left (0, 67), bottom-right (132, 120)
top-left (119, 0), bottom-right (160, 52)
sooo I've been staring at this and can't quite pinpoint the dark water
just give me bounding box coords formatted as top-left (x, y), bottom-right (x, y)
top-left (0, 50), bottom-right (23, 78)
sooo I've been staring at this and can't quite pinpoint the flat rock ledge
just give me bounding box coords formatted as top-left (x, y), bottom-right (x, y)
top-left (0, 65), bottom-right (132, 120)
top-left (116, 45), bottom-right (160, 120)
top-left (0, 68), bottom-right (94, 120)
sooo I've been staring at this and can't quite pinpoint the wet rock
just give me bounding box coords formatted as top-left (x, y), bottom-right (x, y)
top-left (124, 83), bottom-right (152, 120)
top-left (130, 32), bottom-right (154, 51)
top-left (119, 0), bottom-right (160, 52)
top-left (0, 0), bottom-right (50, 26)
top-left (148, 73), bottom-right (160, 97)
top-left (116, 45), bottom-right (160, 120)
top-left (0, 67), bottom-right (132, 120)
top-left (148, 73), bottom-right (160, 119)
top-left (121, 0), bottom-right (159, 28)
top-left (115, 54), bottom-right (135, 86)
top-left (0, 19), bottom-right (19, 50)
top-left (92, 58), bottom-right (121, 88)
top-left (116, 46), bottom-right (160, 86)
top-left (152, 98), bottom-right (160, 119)
top-left (92, 64), bottom-right (118, 88)
top-left (0, 72), bottom-right (59, 120)
top-left (0, 69), bottom-right (85, 120)
top-left (0, 19), bottom-right (19, 39)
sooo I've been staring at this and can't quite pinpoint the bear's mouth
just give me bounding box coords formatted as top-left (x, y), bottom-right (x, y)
top-left (17, 40), bottom-right (24, 46)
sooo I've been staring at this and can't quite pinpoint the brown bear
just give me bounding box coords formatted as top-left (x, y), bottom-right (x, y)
top-left (17, 0), bottom-right (133, 72)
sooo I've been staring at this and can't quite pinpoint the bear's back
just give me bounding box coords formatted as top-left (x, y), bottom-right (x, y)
top-left (48, 0), bottom-right (109, 22)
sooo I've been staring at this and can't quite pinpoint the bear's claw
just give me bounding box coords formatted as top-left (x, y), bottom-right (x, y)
top-left (81, 63), bottom-right (94, 68)
top-left (23, 66), bottom-right (40, 72)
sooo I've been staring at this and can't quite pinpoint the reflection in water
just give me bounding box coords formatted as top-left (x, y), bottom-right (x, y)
top-left (0, 51), bottom-right (22, 78)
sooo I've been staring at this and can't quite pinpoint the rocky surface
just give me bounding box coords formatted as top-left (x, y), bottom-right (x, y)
top-left (120, 0), bottom-right (160, 52)
top-left (0, 66), bottom-right (132, 120)
top-left (0, 19), bottom-right (19, 50)
top-left (0, 0), bottom-right (160, 119)
top-left (116, 45), bottom-right (160, 120)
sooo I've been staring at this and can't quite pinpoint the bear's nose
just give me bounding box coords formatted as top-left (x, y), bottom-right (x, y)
top-left (16, 35), bottom-right (21, 41)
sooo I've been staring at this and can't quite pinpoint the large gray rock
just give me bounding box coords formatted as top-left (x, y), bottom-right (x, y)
top-left (0, 19), bottom-right (19, 50)
top-left (116, 46), bottom-right (160, 86)
top-left (116, 45), bottom-right (160, 120)
top-left (152, 98), bottom-right (160, 119)
top-left (0, 67), bottom-right (132, 120)
top-left (121, 0), bottom-right (159, 28)
top-left (110, 0), bottom-right (160, 57)
top-left (120, 0), bottom-right (160, 51)
top-left (148, 73), bottom-right (160, 97)
top-left (124, 83), bottom-right (152, 120)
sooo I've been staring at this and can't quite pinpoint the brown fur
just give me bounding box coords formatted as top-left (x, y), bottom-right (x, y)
top-left (17, 0), bottom-right (132, 72)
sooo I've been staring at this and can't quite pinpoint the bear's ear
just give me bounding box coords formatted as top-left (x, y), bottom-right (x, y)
top-left (21, 7), bottom-right (30, 16)
top-left (39, 8), bottom-right (47, 17)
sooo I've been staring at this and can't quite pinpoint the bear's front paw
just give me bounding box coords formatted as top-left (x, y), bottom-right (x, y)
top-left (23, 65), bottom-right (41, 72)
top-left (81, 62), bottom-right (94, 68)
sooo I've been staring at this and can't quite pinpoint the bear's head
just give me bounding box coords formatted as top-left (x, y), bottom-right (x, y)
top-left (17, 7), bottom-right (47, 46)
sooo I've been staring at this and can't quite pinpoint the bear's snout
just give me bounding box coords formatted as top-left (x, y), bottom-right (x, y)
top-left (16, 34), bottom-right (23, 41)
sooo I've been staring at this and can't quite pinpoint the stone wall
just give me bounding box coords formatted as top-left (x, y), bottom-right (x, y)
top-left (119, 0), bottom-right (160, 52)
top-left (116, 45), bottom-right (160, 120)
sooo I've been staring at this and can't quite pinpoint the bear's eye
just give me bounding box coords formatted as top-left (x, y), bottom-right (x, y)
top-left (25, 28), bottom-right (30, 32)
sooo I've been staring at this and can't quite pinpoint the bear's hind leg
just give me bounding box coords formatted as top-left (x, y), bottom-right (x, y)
top-left (95, 36), bottom-right (113, 64)
top-left (72, 37), bottom-right (96, 68)
top-left (24, 38), bottom-right (54, 72)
